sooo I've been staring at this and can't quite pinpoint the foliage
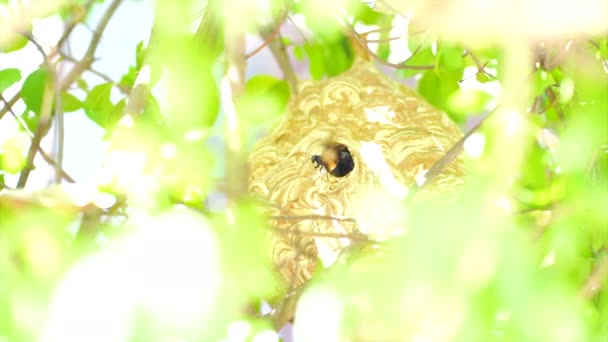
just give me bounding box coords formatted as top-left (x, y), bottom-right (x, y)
top-left (0, 0), bottom-right (607, 341)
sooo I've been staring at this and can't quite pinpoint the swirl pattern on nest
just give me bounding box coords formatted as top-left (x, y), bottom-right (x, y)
top-left (248, 59), bottom-right (466, 290)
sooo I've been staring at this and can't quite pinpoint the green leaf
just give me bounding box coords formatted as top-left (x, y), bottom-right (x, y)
top-left (325, 37), bottom-right (354, 76)
top-left (397, 47), bottom-right (435, 79)
top-left (0, 132), bottom-right (29, 174)
top-left (436, 43), bottom-right (465, 81)
top-left (559, 78), bottom-right (575, 104)
top-left (100, 99), bottom-right (126, 139)
top-left (76, 78), bottom-right (88, 91)
top-left (475, 72), bottom-right (493, 83)
top-left (447, 89), bottom-right (492, 119)
top-left (294, 45), bottom-right (305, 60)
top-left (418, 69), bottom-right (460, 121)
top-left (61, 91), bottom-right (82, 112)
top-left (304, 37), bottom-right (353, 79)
top-left (302, 1), bottom-right (342, 44)
top-left (281, 36), bottom-right (292, 46)
top-left (83, 83), bottom-right (114, 128)
top-left (135, 41), bottom-right (146, 69)
top-left (22, 109), bottom-right (39, 132)
top-left (119, 66), bottom-right (137, 90)
top-left (238, 75), bottom-right (290, 126)
top-left (305, 44), bottom-right (326, 79)
top-left (531, 70), bottom-right (556, 96)
top-left (0, 34), bottom-right (28, 53)
top-left (20, 68), bottom-right (49, 114)
top-left (0, 68), bottom-right (21, 93)
top-left (598, 39), bottom-right (608, 60)
top-left (350, 0), bottom-right (383, 24)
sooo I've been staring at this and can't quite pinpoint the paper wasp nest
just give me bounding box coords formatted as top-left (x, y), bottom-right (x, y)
top-left (248, 59), bottom-right (466, 290)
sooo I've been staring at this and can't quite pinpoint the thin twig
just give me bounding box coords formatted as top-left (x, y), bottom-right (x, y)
top-left (246, 11), bottom-right (287, 59)
top-left (260, 16), bottom-right (299, 93)
top-left (19, 33), bottom-right (64, 186)
top-left (411, 107), bottom-right (498, 194)
top-left (344, 20), bottom-right (434, 70)
top-left (287, 15), bottom-right (311, 44)
top-left (1, 95), bottom-right (75, 183)
top-left (61, 54), bottom-right (132, 94)
top-left (361, 36), bottom-right (402, 43)
top-left (0, 94), bottom-right (20, 122)
top-left (16, 0), bottom-right (122, 187)
top-left (0, 0), bottom-right (96, 121)
top-left (271, 214), bottom-right (357, 223)
top-left (580, 253), bottom-right (608, 300)
top-left (59, 0), bottom-right (124, 90)
top-left (462, 50), bottom-right (495, 82)
top-left (222, 0), bottom-right (248, 199)
top-left (537, 95), bottom-right (558, 115)
top-left (272, 226), bottom-right (367, 240)
top-left (17, 71), bottom-right (54, 188)
top-left (544, 87), bottom-right (565, 121)
top-left (54, 0), bottom-right (97, 52)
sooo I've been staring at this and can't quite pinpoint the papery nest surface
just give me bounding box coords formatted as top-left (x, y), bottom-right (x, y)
top-left (248, 59), bottom-right (467, 291)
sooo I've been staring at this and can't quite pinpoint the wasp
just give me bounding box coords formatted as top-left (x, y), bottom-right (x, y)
top-left (311, 142), bottom-right (355, 177)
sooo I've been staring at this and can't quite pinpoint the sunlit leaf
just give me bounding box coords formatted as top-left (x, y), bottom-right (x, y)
top-left (447, 89), bottom-right (492, 119)
top-left (418, 69), bottom-right (460, 118)
top-left (238, 75), bottom-right (290, 127)
top-left (0, 68), bottom-right (21, 93)
top-left (397, 47), bottom-right (435, 78)
top-left (83, 82), bottom-right (114, 128)
top-left (531, 70), bottom-right (556, 96)
top-left (0, 33), bottom-right (28, 53)
top-left (436, 42), bottom-right (465, 81)
top-left (20, 68), bottom-right (49, 114)
top-left (559, 78), bottom-right (575, 104)
top-left (61, 91), bottom-right (82, 112)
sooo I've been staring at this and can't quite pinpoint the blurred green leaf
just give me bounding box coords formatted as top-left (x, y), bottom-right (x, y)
top-left (100, 99), bottom-right (126, 140)
top-left (238, 75), bottom-right (290, 126)
top-left (0, 33), bottom-right (28, 53)
top-left (0, 68), bottom-right (21, 93)
top-left (135, 40), bottom-right (146, 69)
top-left (476, 72), bottom-right (493, 83)
top-left (436, 42), bottom-right (465, 81)
top-left (447, 89), bottom-right (492, 119)
top-left (531, 70), bottom-right (556, 96)
top-left (61, 91), bottom-right (82, 112)
top-left (76, 78), bottom-right (88, 91)
top-left (599, 39), bottom-right (608, 59)
top-left (418, 69), bottom-right (460, 118)
top-left (349, 0), bottom-right (384, 24)
top-left (119, 66), bottom-right (137, 90)
top-left (294, 45), bottom-right (305, 60)
top-left (83, 82), bottom-right (115, 128)
top-left (22, 109), bottom-right (39, 133)
top-left (305, 43), bottom-right (326, 79)
top-left (397, 47), bottom-right (435, 78)
top-left (20, 68), bottom-right (49, 114)
top-left (304, 37), bottom-right (354, 79)
top-left (281, 36), bottom-right (292, 46)
top-left (559, 78), bottom-right (575, 104)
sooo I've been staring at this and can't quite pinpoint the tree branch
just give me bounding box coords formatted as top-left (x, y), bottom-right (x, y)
top-left (580, 253), bottom-right (608, 300)
top-left (18, 33), bottom-right (64, 186)
top-left (222, 0), bottom-right (248, 200)
top-left (344, 20), bottom-right (435, 70)
top-left (259, 9), bottom-right (298, 93)
top-left (59, 0), bottom-right (123, 90)
top-left (1, 95), bottom-right (75, 183)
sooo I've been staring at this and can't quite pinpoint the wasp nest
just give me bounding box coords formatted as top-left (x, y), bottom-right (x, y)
top-left (248, 59), bottom-right (466, 291)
